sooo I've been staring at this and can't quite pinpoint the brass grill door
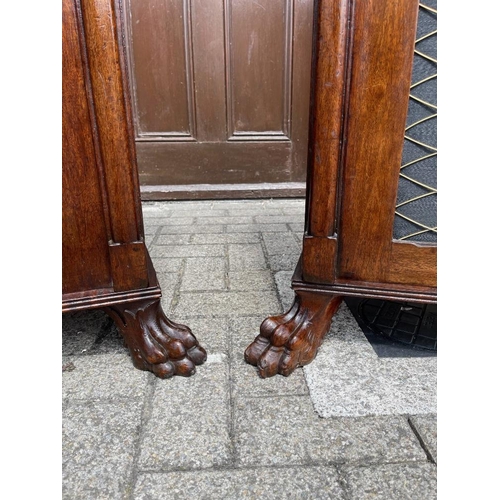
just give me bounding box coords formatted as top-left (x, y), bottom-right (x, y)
top-left (394, 1), bottom-right (437, 242)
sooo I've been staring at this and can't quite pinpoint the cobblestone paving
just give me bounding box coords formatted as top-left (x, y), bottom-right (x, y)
top-left (63, 199), bottom-right (437, 499)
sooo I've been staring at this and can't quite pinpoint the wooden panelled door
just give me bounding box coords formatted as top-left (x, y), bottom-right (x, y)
top-left (121, 0), bottom-right (314, 199)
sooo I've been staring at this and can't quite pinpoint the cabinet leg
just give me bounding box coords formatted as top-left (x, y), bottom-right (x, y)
top-left (104, 298), bottom-right (207, 379)
top-left (244, 290), bottom-right (342, 378)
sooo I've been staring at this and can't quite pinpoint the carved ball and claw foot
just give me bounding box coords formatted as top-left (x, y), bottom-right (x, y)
top-left (105, 298), bottom-right (207, 379)
top-left (244, 290), bottom-right (342, 378)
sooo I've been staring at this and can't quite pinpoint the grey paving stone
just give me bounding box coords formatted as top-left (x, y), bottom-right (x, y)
top-left (255, 215), bottom-right (305, 224)
top-left (63, 400), bottom-right (142, 476)
top-left (180, 257), bottom-right (227, 291)
top-left (180, 271), bottom-right (226, 291)
top-left (174, 291), bottom-right (280, 318)
top-left (409, 414), bottom-right (437, 462)
top-left (169, 208), bottom-right (230, 217)
top-left (184, 256), bottom-right (226, 273)
top-left (154, 234), bottom-right (191, 245)
top-left (150, 244), bottom-right (225, 258)
top-left (274, 270), bottom-right (295, 312)
top-left (176, 316), bottom-right (230, 356)
top-left (282, 206), bottom-right (306, 215)
top-left (144, 233), bottom-right (155, 249)
top-left (288, 223), bottom-right (305, 232)
top-left (234, 396), bottom-right (426, 467)
top-left (227, 207), bottom-right (285, 216)
top-left (227, 315), bottom-right (263, 356)
top-left (160, 224), bottom-right (224, 234)
top-left (269, 199), bottom-right (305, 208)
top-left (62, 466), bottom-right (130, 500)
top-left (134, 466), bottom-right (346, 500)
top-left (228, 270), bottom-right (274, 291)
top-left (144, 225), bottom-right (160, 236)
top-left (138, 356), bottom-right (231, 471)
top-left (195, 216), bottom-right (254, 225)
top-left (268, 253), bottom-right (300, 271)
top-left (226, 223), bottom-right (288, 233)
top-left (303, 304), bottom-right (437, 417)
top-left (62, 353), bottom-right (150, 400)
top-left (62, 310), bottom-right (110, 356)
top-left (232, 358), bottom-right (309, 398)
top-left (156, 273), bottom-right (178, 312)
top-left (229, 316), bottom-right (310, 397)
top-left (215, 200), bottom-right (271, 209)
top-left (142, 203), bottom-right (172, 216)
top-left (152, 257), bottom-right (184, 273)
top-left (164, 216), bottom-right (195, 225)
top-left (306, 415), bottom-right (427, 465)
top-left (262, 232), bottom-right (300, 255)
top-left (191, 233), bottom-right (260, 244)
top-left (150, 202), bottom-right (228, 217)
top-left (342, 463), bottom-right (437, 500)
top-left (157, 201), bottom-right (219, 212)
top-left (143, 217), bottom-right (171, 227)
top-left (228, 244), bottom-right (267, 271)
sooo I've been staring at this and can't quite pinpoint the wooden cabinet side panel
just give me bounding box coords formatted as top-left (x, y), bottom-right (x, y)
top-left (63, 0), bottom-right (113, 294)
top-left (79, 0), bottom-right (144, 244)
top-left (337, 0), bottom-right (422, 283)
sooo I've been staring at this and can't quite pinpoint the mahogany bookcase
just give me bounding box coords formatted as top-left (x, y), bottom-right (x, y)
top-left (246, 0), bottom-right (437, 377)
top-left (62, 0), bottom-right (206, 378)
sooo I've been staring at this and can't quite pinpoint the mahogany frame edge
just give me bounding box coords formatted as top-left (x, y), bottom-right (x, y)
top-left (292, 256), bottom-right (437, 305)
top-left (62, 248), bottom-right (162, 313)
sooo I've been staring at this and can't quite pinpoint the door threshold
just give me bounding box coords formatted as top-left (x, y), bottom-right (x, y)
top-left (140, 182), bottom-right (306, 200)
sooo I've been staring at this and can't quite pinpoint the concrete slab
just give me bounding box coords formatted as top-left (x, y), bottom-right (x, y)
top-left (149, 244), bottom-right (225, 258)
top-left (233, 396), bottom-right (426, 467)
top-left (62, 353), bottom-right (150, 401)
top-left (138, 356), bottom-right (232, 471)
top-left (268, 253), bottom-right (300, 271)
top-left (300, 302), bottom-right (437, 417)
top-left (342, 463), bottom-right (437, 499)
top-left (160, 224), bottom-right (224, 234)
top-left (62, 467), bottom-right (130, 500)
top-left (273, 270), bottom-right (295, 311)
top-left (228, 270), bottom-right (275, 291)
top-left (410, 414), bottom-right (437, 463)
top-left (228, 244), bottom-right (267, 271)
top-left (180, 257), bottom-right (226, 291)
top-left (155, 234), bottom-right (191, 245)
top-left (191, 233), bottom-right (261, 244)
top-left (134, 466), bottom-right (345, 500)
top-left (155, 273), bottom-right (177, 312)
top-left (176, 316), bottom-right (230, 356)
top-left (151, 257), bottom-right (184, 273)
top-left (174, 291), bottom-right (280, 318)
top-left (226, 223), bottom-right (289, 233)
top-left (62, 400), bottom-right (142, 498)
top-left (262, 232), bottom-right (301, 255)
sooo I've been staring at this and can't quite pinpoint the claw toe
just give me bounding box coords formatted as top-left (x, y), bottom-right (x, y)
top-left (152, 361), bottom-right (175, 379)
top-left (172, 358), bottom-right (196, 377)
top-left (258, 347), bottom-right (282, 378)
top-left (188, 345), bottom-right (207, 365)
top-left (244, 337), bottom-right (269, 365)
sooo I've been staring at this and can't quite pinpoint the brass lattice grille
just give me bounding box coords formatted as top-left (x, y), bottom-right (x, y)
top-left (394, 2), bottom-right (437, 242)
